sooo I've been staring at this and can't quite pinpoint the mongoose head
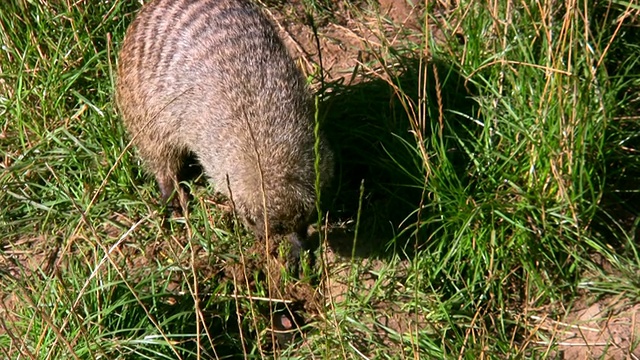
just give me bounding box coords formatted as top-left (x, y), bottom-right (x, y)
top-left (235, 177), bottom-right (318, 259)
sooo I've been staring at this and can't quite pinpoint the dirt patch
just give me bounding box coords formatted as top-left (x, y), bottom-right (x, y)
top-left (559, 298), bottom-right (640, 359)
top-left (1, 235), bottom-right (61, 278)
top-left (318, 229), bottom-right (434, 353)
top-left (0, 234), bottom-right (61, 337)
top-left (531, 295), bottom-right (640, 359)
top-left (223, 237), bottom-right (319, 303)
top-left (265, 0), bottom-right (429, 86)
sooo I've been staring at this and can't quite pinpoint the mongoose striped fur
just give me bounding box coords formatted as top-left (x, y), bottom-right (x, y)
top-left (116, 0), bottom-right (333, 251)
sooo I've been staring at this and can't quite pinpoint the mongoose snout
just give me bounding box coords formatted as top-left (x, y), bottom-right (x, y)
top-left (115, 0), bottom-right (333, 253)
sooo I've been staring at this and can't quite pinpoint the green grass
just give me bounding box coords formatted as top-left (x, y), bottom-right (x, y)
top-left (2, 0), bottom-right (640, 359)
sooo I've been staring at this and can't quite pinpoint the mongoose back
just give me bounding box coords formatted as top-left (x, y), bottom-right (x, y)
top-left (116, 0), bottom-right (333, 249)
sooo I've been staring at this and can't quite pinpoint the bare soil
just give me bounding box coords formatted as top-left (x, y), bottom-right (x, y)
top-left (530, 296), bottom-right (640, 359)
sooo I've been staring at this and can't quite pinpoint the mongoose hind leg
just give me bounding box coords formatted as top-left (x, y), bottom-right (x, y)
top-left (141, 145), bottom-right (189, 216)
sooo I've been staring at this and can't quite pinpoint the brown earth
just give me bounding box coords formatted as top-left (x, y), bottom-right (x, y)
top-left (530, 296), bottom-right (640, 359)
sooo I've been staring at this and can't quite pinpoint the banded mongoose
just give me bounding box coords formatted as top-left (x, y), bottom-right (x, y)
top-left (116, 0), bottom-right (333, 252)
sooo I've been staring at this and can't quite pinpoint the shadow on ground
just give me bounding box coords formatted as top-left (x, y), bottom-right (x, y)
top-left (320, 56), bottom-right (476, 259)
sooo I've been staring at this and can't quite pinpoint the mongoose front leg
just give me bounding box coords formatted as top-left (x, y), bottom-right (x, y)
top-left (156, 172), bottom-right (186, 216)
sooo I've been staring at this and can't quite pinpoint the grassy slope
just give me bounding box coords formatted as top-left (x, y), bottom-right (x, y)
top-left (1, 0), bottom-right (639, 359)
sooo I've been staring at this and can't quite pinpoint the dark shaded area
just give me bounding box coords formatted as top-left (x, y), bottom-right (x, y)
top-left (590, 2), bottom-right (640, 253)
top-left (264, 302), bottom-right (308, 349)
top-left (320, 57), bottom-right (476, 258)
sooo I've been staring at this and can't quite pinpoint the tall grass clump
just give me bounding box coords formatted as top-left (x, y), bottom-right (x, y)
top-left (386, 0), bottom-right (638, 318)
top-left (449, 1), bottom-right (606, 291)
